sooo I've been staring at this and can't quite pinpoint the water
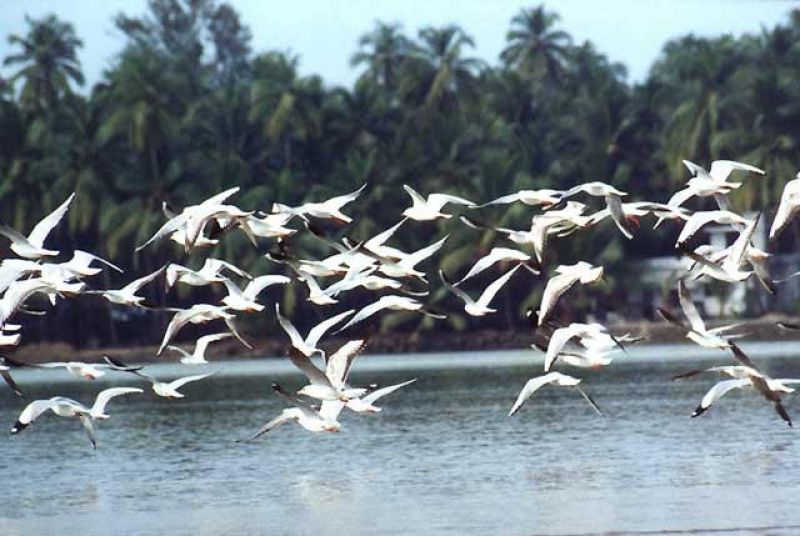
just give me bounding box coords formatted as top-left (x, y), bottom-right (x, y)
top-left (2, 342), bottom-right (800, 535)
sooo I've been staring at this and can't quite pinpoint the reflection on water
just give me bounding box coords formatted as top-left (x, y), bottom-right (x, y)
top-left (1, 343), bottom-right (800, 535)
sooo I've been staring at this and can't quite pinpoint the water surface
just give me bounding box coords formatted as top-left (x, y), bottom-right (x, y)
top-left (2, 342), bottom-right (800, 535)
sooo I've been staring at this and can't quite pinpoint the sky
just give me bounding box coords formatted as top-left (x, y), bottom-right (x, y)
top-left (0, 0), bottom-right (795, 89)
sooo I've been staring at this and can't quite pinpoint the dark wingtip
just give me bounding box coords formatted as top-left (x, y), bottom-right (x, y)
top-left (690, 405), bottom-right (706, 418)
top-left (10, 420), bottom-right (26, 434)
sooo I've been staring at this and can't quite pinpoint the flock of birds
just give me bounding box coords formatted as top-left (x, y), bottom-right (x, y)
top-left (2, 159), bottom-right (800, 448)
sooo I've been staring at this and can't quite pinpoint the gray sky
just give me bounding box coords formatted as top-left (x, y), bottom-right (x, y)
top-left (0, 0), bottom-right (794, 89)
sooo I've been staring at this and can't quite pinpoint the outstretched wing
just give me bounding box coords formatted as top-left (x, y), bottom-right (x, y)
top-left (169, 372), bottom-right (216, 391)
top-left (28, 193), bottom-right (75, 247)
top-left (306, 309), bottom-right (355, 348)
top-left (508, 373), bottom-right (561, 416)
top-left (91, 387), bottom-right (143, 416)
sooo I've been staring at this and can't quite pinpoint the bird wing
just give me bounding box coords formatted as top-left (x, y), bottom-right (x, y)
top-left (400, 235), bottom-right (449, 270)
top-left (287, 348), bottom-right (332, 387)
top-left (90, 387), bottom-right (143, 416)
top-left (158, 308), bottom-right (198, 355)
top-left (365, 218), bottom-right (408, 249)
top-left (306, 309), bottom-right (355, 348)
top-left (677, 280), bottom-right (706, 333)
top-left (15, 399), bottom-right (62, 427)
top-left (728, 342), bottom-right (759, 370)
top-left (457, 247), bottom-right (529, 285)
top-left (666, 187), bottom-right (696, 209)
top-left (427, 193), bottom-right (476, 210)
top-left (723, 215), bottom-right (759, 272)
top-left (769, 179), bottom-right (800, 241)
top-left (677, 211), bottom-right (728, 246)
top-left (575, 385), bottom-right (604, 416)
top-left (605, 194), bottom-right (634, 239)
top-left (508, 373), bottom-right (561, 416)
top-left (336, 296), bottom-right (408, 333)
top-left (544, 324), bottom-right (585, 372)
top-left (166, 345), bottom-right (191, 359)
top-left (709, 160), bottom-right (764, 182)
top-left (476, 265), bottom-right (520, 308)
top-left (169, 372), bottom-right (216, 391)
top-left (323, 183), bottom-right (367, 210)
top-left (238, 409), bottom-right (298, 441)
top-left (194, 332), bottom-right (233, 357)
top-left (682, 160), bottom-right (706, 178)
top-left (325, 339), bottom-right (367, 387)
top-left (538, 273), bottom-right (576, 325)
top-left (0, 368), bottom-right (23, 397)
top-left (206, 258), bottom-right (252, 280)
top-left (200, 187), bottom-right (240, 206)
top-left (122, 265), bottom-right (166, 294)
top-left (69, 250), bottom-right (124, 274)
top-left (361, 378), bottom-right (417, 405)
top-left (402, 184), bottom-right (427, 208)
top-left (135, 215), bottom-right (188, 252)
top-left (693, 379), bottom-right (750, 416)
top-left (243, 275), bottom-right (290, 301)
top-left (319, 400), bottom-right (345, 422)
top-left (275, 304), bottom-right (307, 349)
top-left (78, 414), bottom-right (98, 449)
top-left (28, 193), bottom-right (75, 247)
top-left (476, 193), bottom-right (521, 208)
top-left (439, 269), bottom-right (474, 305)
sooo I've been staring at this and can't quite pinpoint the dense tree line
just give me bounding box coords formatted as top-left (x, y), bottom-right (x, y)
top-left (1, 1), bottom-right (799, 349)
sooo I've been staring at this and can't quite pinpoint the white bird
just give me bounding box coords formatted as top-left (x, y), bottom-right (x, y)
top-left (237, 383), bottom-right (343, 440)
top-left (0, 259), bottom-right (42, 294)
top-left (537, 262), bottom-right (604, 326)
top-left (345, 379), bottom-right (417, 413)
top-left (675, 210), bottom-right (748, 247)
top-left (0, 192), bottom-right (75, 259)
top-left (0, 278), bottom-right (85, 326)
top-left (286, 347), bottom-right (368, 402)
top-left (167, 332), bottom-right (234, 365)
top-left (355, 235), bottom-right (449, 281)
top-left (272, 184), bottom-right (366, 224)
top-left (673, 364), bottom-right (798, 425)
top-left (84, 266), bottom-right (165, 307)
top-left (657, 280), bottom-right (747, 351)
top-left (136, 187), bottom-right (253, 252)
top-left (663, 160), bottom-right (763, 217)
top-left (0, 357), bottom-right (25, 397)
top-left (40, 250), bottom-right (123, 284)
top-left (246, 211), bottom-right (297, 238)
top-left (275, 305), bottom-right (353, 357)
top-left (561, 181), bottom-right (635, 239)
top-left (335, 295), bottom-right (446, 333)
top-left (684, 159), bottom-right (764, 187)
top-left (166, 258), bottom-right (251, 289)
top-left (30, 358), bottom-right (142, 380)
top-left (678, 215), bottom-right (759, 284)
top-left (769, 172), bottom-right (800, 241)
top-left (401, 185), bottom-right (475, 221)
top-left (455, 247), bottom-right (537, 286)
top-left (543, 323), bottom-right (625, 372)
top-left (10, 387), bottom-right (142, 448)
top-left (220, 274), bottom-right (291, 312)
top-left (157, 304), bottom-right (248, 355)
top-left (104, 355), bottom-right (217, 399)
top-left (508, 372), bottom-right (603, 417)
top-left (440, 265), bottom-right (521, 317)
top-left (474, 189), bottom-right (563, 209)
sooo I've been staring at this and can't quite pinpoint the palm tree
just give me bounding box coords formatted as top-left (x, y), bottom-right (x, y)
top-left (3, 15), bottom-right (84, 113)
top-left (500, 6), bottom-right (572, 83)
top-left (351, 22), bottom-right (411, 92)
top-left (402, 25), bottom-right (484, 110)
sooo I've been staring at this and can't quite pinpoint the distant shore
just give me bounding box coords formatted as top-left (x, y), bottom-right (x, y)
top-left (10, 316), bottom-right (800, 364)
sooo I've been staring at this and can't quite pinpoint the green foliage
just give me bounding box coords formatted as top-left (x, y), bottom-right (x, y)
top-left (2, 4), bottom-right (800, 346)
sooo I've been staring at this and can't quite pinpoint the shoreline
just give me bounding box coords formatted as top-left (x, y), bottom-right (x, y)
top-left (10, 316), bottom-right (800, 364)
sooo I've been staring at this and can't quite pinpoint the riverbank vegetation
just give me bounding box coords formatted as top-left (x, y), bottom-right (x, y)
top-left (1, 1), bottom-right (799, 349)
